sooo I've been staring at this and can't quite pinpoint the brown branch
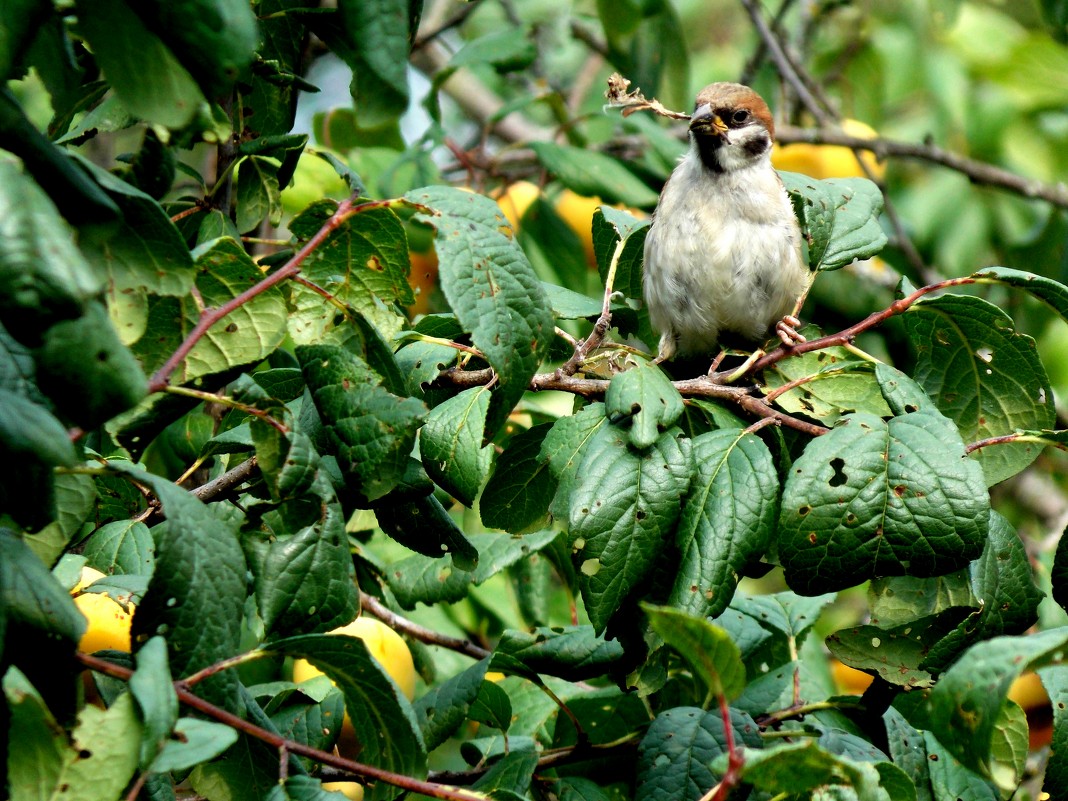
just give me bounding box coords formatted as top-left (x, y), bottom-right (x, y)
top-left (361, 593), bottom-right (491, 661)
top-left (752, 276), bottom-right (978, 372)
top-left (777, 125), bottom-right (1068, 209)
top-left (76, 652), bottom-right (485, 801)
top-left (190, 456), bottom-right (260, 503)
top-left (147, 197), bottom-right (388, 394)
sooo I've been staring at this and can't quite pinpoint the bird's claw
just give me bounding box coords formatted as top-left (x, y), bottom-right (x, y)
top-left (775, 315), bottom-right (806, 347)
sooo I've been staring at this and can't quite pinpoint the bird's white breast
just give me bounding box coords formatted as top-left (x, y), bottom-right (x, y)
top-left (643, 151), bottom-right (808, 358)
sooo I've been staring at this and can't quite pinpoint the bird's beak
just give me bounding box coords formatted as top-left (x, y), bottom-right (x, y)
top-left (689, 104), bottom-right (728, 139)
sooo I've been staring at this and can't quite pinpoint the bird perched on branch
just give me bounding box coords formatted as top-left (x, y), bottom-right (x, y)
top-left (643, 82), bottom-right (810, 364)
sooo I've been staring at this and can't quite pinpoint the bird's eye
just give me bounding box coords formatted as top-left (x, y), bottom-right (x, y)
top-left (731, 109), bottom-right (751, 125)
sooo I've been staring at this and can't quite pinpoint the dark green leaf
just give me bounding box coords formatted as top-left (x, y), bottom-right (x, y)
top-left (643, 604), bottom-right (746, 700)
top-left (267, 633), bottom-right (428, 800)
top-left (298, 343), bottom-right (427, 502)
top-left (636, 706), bottom-right (761, 801)
top-left (245, 473), bottom-right (360, 637)
top-left (469, 678), bottom-right (512, 732)
top-left (669, 428), bottom-right (779, 619)
top-left (540, 402), bottom-right (608, 521)
top-left (236, 156), bottom-right (283, 233)
top-left (472, 749), bottom-right (538, 796)
top-left (448, 29), bottom-right (537, 72)
top-left (34, 299), bottom-right (147, 428)
top-left (4, 666), bottom-right (67, 799)
top-left (152, 718), bottom-right (240, 774)
top-left (128, 0), bottom-right (259, 96)
top-left (492, 626), bottom-right (625, 680)
top-left (337, 0), bottom-right (411, 129)
top-left (780, 173), bottom-right (887, 271)
top-left (778, 411), bottom-right (989, 595)
top-left (738, 740), bottom-right (901, 800)
top-left (923, 731), bottom-right (999, 800)
top-left (73, 0), bottom-right (206, 128)
top-left (972, 266), bottom-right (1068, 323)
top-left (604, 361), bottom-right (684, 449)
top-left (481, 423), bottom-right (557, 534)
top-left (129, 636), bottom-right (178, 767)
top-left (531, 143), bottom-right (659, 208)
top-left (412, 658), bottom-right (491, 750)
top-left (926, 627), bottom-right (1068, 780)
top-left (118, 462), bottom-right (247, 713)
top-left (268, 687), bottom-right (345, 755)
top-left (406, 186), bottom-right (554, 438)
top-left (905, 293), bottom-right (1054, 485)
top-left (1039, 665), bottom-right (1068, 790)
top-left (372, 472), bottom-right (478, 570)
top-left (592, 208), bottom-right (649, 299)
top-left (419, 385), bottom-right (494, 506)
top-left (387, 530), bottom-right (559, 609)
top-left (569, 426), bottom-right (691, 633)
top-left (0, 160), bottom-right (102, 340)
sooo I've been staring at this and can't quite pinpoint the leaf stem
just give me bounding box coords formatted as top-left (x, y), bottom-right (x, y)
top-left (75, 651), bottom-right (487, 801)
top-left (163, 385), bottom-right (289, 433)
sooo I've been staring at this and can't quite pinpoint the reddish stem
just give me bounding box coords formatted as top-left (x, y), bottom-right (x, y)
top-left (76, 651), bottom-right (483, 801)
top-left (710, 692), bottom-right (744, 801)
top-left (147, 197), bottom-right (392, 394)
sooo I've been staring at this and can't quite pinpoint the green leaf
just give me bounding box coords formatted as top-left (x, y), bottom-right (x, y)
top-left (669, 428), bottom-right (779, 619)
top-left (481, 423), bottom-right (557, 534)
top-left (5, 666), bottom-right (67, 800)
top-left (420, 385), bottom-right (495, 506)
top-left (406, 185), bottom-right (554, 438)
top-left (268, 684), bottom-right (345, 755)
top-left (531, 143), bottom-right (659, 208)
top-left (287, 199), bottom-right (415, 343)
top-left (472, 749), bottom-right (538, 796)
top-left (298, 343), bottom-right (427, 502)
top-left (0, 160), bottom-right (102, 340)
top-left (0, 527), bottom-right (85, 662)
top-left (413, 658), bottom-right (491, 751)
top-left (128, 0), bottom-right (258, 97)
top-left (448, 28), bottom-right (537, 71)
top-left (82, 520), bottom-right (155, 577)
top-left (636, 706), bottom-right (762, 801)
top-left (387, 530), bottom-right (559, 609)
top-left (73, 0), bottom-right (206, 128)
top-left (337, 0), bottom-right (411, 129)
top-left (926, 626), bottom-right (1068, 781)
top-left (492, 626), bottom-right (625, 680)
top-left (0, 388), bottom-right (78, 468)
top-left (469, 678), bottom-right (512, 733)
top-left (24, 471), bottom-right (96, 564)
top-left (34, 299), bottom-right (148, 428)
top-left (540, 402), bottom-right (608, 520)
top-left (267, 633), bottom-right (428, 800)
top-left (643, 604), bottom-right (746, 700)
top-left (245, 473), bottom-right (360, 637)
top-left (371, 466), bottom-right (478, 570)
top-left (152, 717), bottom-right (240, 774)
top-left (604, 361), bottom-right (684, 449)
top-left (236, 156), bottom-right (283, 233)
top-left (763, 352), bottom-right (892, 426)
top-left (591, 207), bottom-right (649, 299)
top-left (130, 636), bottom-right (178, 768)
top-left (921, 511), bottom-right (1043, 673)
top-left (778, 411), bottom-right (989, 595)
top-left (77, 156), bottom-right (195, 298)
top-left (737, 740), bottom-right (901, 800)
top-left (133, 238), bottom-right (287, 383)
top-left (904, 293), bottom-right (1054, 485)
top-left (780, 173), bottom-right (887, 271)
top-left (569, 425), bottom-right (692, 633)
top-left (1039, 665), bottom-right (1068, 790)
top-left (117, 462), bottom-right (247, 713)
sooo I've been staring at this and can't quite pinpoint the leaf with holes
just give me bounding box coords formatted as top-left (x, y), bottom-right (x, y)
top-left (904, 293), bottom-right (1053, 486)
top-left (780, 173), bottom-right (886, 271)
top-left (569, 426), bottom-right (692, 633)
top-left (604, 361), bottom-right (684, 449)
top-left (778, 411), bottom-right (989, 595)
top-left (668, 428), bottom-right (779, 619)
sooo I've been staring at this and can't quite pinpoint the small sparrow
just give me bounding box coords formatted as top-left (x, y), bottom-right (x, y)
top-left (643, 82), bottom-right (810, 363)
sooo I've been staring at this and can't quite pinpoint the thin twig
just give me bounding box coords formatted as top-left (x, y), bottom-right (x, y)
top-left (361, 593), bottom-right (491, 661)
top-left (76, 652), bottom-right (486, 801)
top-left (190, 456), bottom-right (260, 503)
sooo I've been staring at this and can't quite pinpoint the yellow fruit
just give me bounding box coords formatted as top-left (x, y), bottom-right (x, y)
top-left (292, 616), bottom-right (417, 700)
top-left (323, 781), bottom-right (365, 801)
top-left (72, 565), bottom-right (107, 593)
top-left (492, 181), bottom-right (541, 230)
top-left (74, 592), bottom-right (133, 653)
top-left (1008, 672), bottom-right (1049, 711)
top-left (772, 119), bottom-right (885, 181)
top-left (830, 658), bottom-right (874, 695)
top-left (554, 189), bottom-right (604, 266)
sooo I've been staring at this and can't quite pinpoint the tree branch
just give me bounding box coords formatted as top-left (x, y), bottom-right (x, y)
top-left (76, 652), bottom-right (486, 801)
top-left (361, 593), bottom-right (491, 661)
